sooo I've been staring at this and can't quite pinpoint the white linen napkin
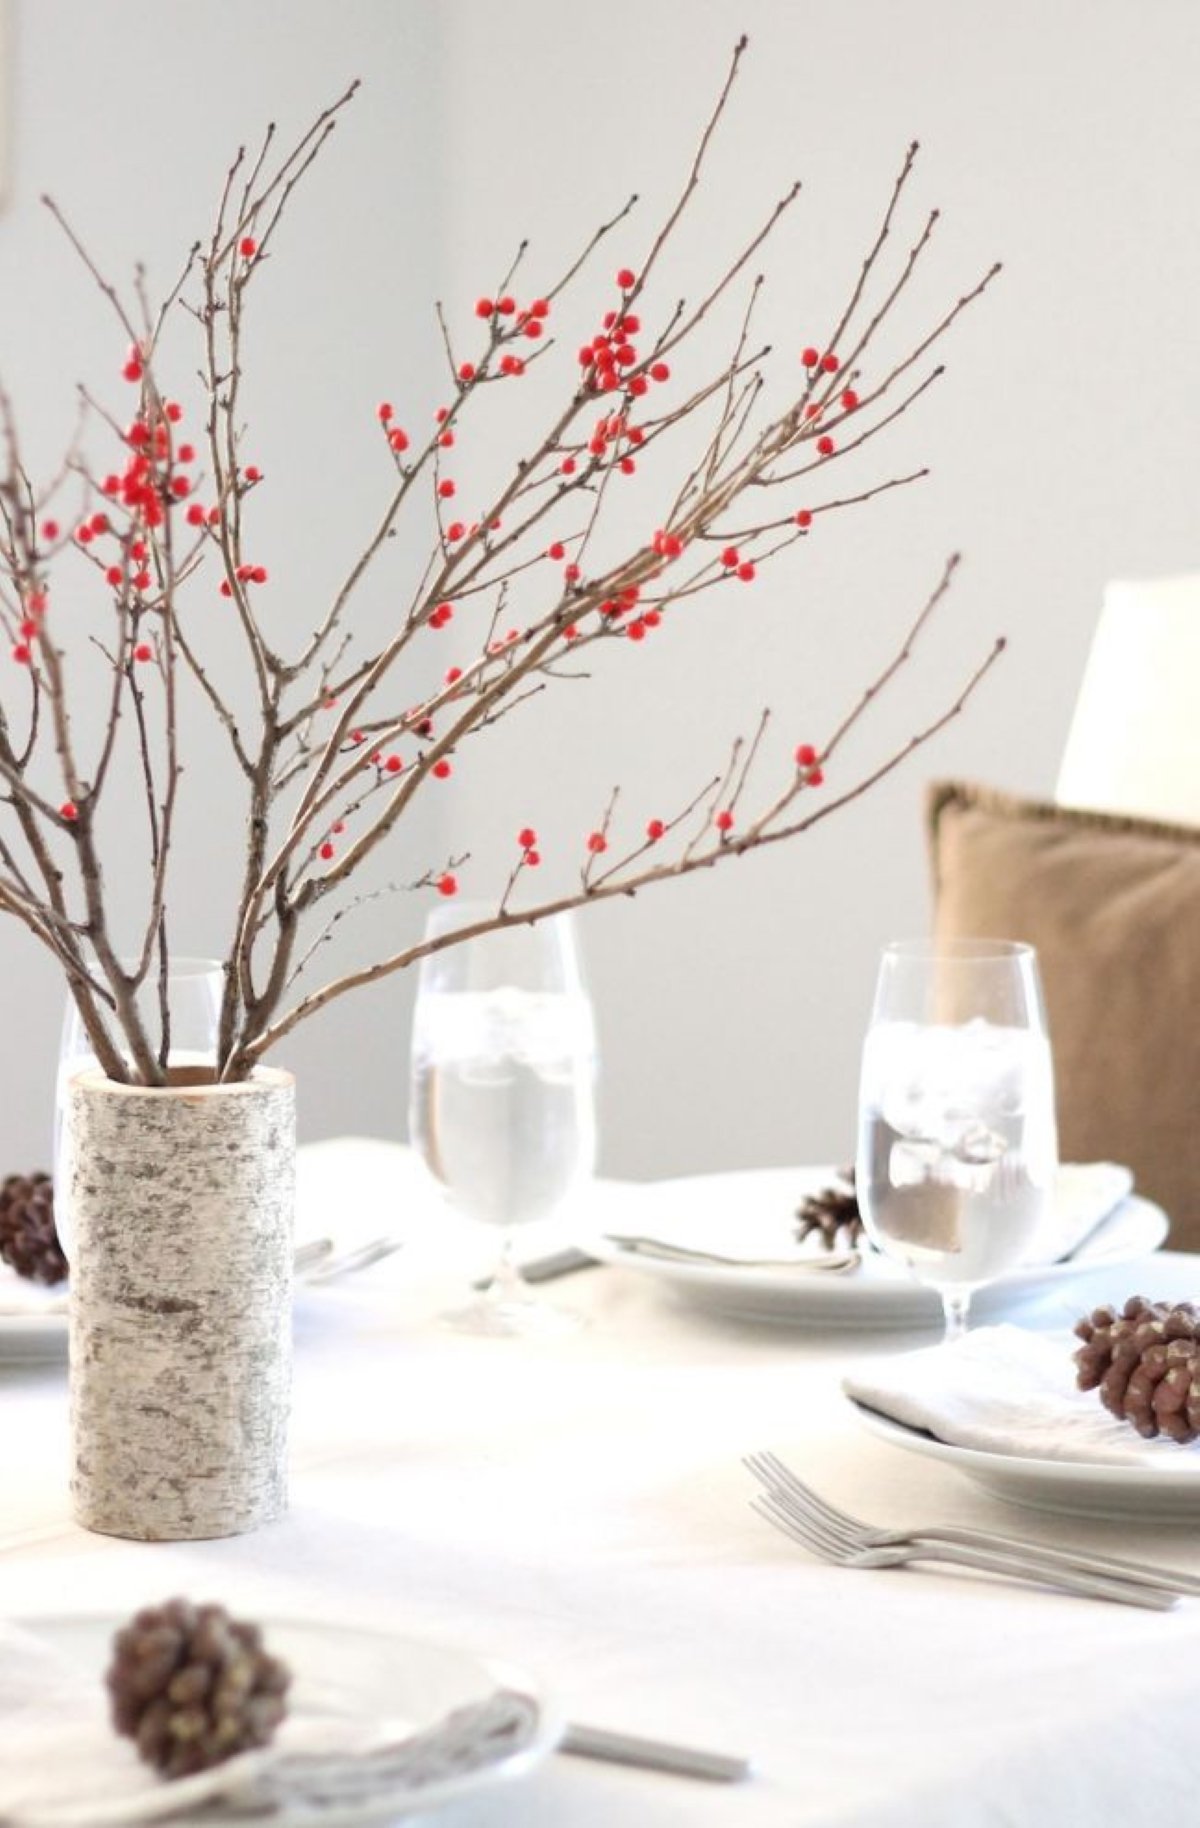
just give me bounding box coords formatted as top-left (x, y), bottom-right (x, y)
top-left (844, 1324), bottom-right (1200, 1468)
top-left (1025, 1161), bottom-right (1134, 1265)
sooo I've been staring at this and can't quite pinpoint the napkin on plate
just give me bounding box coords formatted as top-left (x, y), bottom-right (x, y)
top-left (1027, 1161), bottom-right (1134, 1265)
top-left (844, 1324), bottom-right (1200, 1468)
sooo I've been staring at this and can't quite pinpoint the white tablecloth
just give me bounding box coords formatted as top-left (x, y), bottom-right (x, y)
top-left (4, 1139), bottom-right (1200, 1827)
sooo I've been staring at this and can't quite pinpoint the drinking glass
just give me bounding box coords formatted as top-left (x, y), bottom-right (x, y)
top-left (855, 937), bottom-right (1057, 1342)
top-left (408, 905), bottom-right (598, 1335)
top-left (54, 956), bottom-right (225, 1262)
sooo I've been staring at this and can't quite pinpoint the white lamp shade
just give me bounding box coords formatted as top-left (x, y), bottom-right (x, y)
top-left (1055, 572), bottom-right (1200, 827)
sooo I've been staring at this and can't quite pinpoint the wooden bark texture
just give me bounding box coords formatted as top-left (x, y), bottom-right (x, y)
top-left (68, 1066), bottom-right (295, 1541)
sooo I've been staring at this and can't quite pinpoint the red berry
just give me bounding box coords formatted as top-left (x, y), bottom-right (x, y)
top-left (244, 465), bottom-right (262, 483)
top-left (219, 581), bottom-right (233, 598)
top-left (165, 402), bottom-right (183, 423)
top-left (133, 570), bottom-right (152, 590)
top-left (437, 873), bottom-right (458, 896)
top-left (176, 443), bottom-right (196, 463)
top-left (11, 643), bottom-right (30, 664)
top-left (437, 478), bottom-right (456, 499)
top-left (186, 503), bottom-right (206, 526)
top-left (560, 456), bottom-right (577, 475)
top-left (475, 296), bottom-right (495, 318)
top-left (808, 766), bottom-right (825, 787)
top-left (716, 809), bottom-right (734, 832)
top-left (445, 667), bottom-right (462, 685)
top-left (564, 562), bottom-right (581, 582)
top-left (821, 352), bottom-right (840, 373)
top-left (629, 375), bottom-right (649, 397)
top-left (446, 521), bottom-right (466, 541)
top-left (458, 362), bottom-right (476, 383)
top-left (627, 620), bottom-right (647, 641)
top-left (377, 401), bottom-right (394, 422)
top-left (170, 475), bottom-right (190, 498)
top-left (133, 642), bottom-right (153, 662)
top-left (646, 818), bottom-right (665, 842)
top-left (319, 841), bottom-right (335, 861)
top-left (794, 743), bottom-right (818, 767)
top-left (795, 509), bottom-right (813, 528)
top-left (389, 427), bottom-right (410, 452)
top-left (384, 754), bottom-right (403, 773)
top-left (239, 236), bottom-right (258, 257)
top-left (523, 318), bottom-right (543, 338)
top-left (737, 562), bottom-right (756, 583)
top-left (518, 827), bottom-right (537, 849)
top-left (524, 849), bottom-right (541, 866)
top-left (841, 388), bottom-right (860, 410)
top-left (530, 298), bottom-right (551, 318)
top-left (619, 457), bottom-right (636, 475)
top-left (251, 566), bottom-right (268, 584)
top-left (131, 541), bottom-right (148, 562)
top-left (816, 435), bottom-right (835, 457)
top-left (122, 359), bottom-right (143, 383)
top-left (105, 566), bottom-right (122, 587)
top-left (59, 800), bottom-right (78, 822)
top-left (432, 759), bottom-right (452, 779)
top-left (586, 831), bottom-right (607, 854)
top-left (721, 546), bottom-right (740, 569)
top-left (616, 267), bottom-right (636, 289)
top-left (496, 295), bottom-right (516, 315)
top-left (547, 541), bottom-right (566, 561)
top-left (649, 361), bottom-right (670, 383)
top-left (801, 346), bottom-right (820, 367)
top-left (40, 520), bottom-right (59, 541)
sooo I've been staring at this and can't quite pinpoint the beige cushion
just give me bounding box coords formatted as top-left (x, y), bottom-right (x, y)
top-left (927, 781), bottom-right (1200, 1248)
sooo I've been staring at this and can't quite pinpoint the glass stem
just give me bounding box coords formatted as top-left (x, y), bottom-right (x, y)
top-left (940, 1287), bottom-right (973, 1343)
top-left (485, 1230), bottom-right (527, 1306)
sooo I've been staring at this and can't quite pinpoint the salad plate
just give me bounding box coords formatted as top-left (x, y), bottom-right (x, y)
top-left (0, 1612), bottom-right (558, 1825)
top-left (850, 1401), bottom-right (1200, 1521)
top-left (587, 1165), bottom-right (1168, 1329)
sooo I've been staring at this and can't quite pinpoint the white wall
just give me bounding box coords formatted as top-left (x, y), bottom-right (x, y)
top-left (0, 0), bottom-right (1197, 1183)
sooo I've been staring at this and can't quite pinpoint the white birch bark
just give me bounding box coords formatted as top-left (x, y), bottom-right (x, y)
top-left (68, 1066), bottom-right (295, 1540)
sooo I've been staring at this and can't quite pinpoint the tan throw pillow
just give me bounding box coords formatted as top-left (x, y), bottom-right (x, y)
top-left (927, 780), bottom-right (1200, 1249)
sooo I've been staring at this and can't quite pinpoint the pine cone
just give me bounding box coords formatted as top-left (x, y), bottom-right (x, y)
top-left (1074, 1295), bottom-right (1200, 1443)
top-left (796, 1168), bottom-right (862, 1248)
top-left (106, 1599), bottom-right (291, 1779)
top-left (0, 1172), bottom-right (66, 1286)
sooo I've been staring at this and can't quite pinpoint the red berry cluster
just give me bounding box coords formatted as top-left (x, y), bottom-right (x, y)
top-left (516, 826), bottom-right (541, 867)
top-left (575, 268), bottom-right (671, 400)
top-left (794, 742), bottom-right (825, 787)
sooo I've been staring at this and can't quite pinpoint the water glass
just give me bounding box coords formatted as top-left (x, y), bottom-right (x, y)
top-left (408, 905), bottom-right (597, 1334)
top-left (855, 937), bottom-right (1057, 1341)
top-left (54, 957), bottom-right (225, 1261)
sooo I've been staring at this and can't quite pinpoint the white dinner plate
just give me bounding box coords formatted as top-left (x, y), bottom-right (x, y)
top-left (587, 1166), bottom-right (1169, 1329)
top-left (3, 1613), bottom-right (559, 1826)
top-left (849, 1400), bottom-right (1200, 1521)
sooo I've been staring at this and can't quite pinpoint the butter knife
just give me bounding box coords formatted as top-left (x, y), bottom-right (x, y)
top-left (602, 1234), bottom-right (859, 1272)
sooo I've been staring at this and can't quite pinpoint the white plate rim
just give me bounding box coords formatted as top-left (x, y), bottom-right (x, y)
top-left (848, 1399), bottom-right (1200, 1518)
top-left (5, 1611), bottom-right (561, 1826)
top-left (585, 1166), bottom-right (1169, 1328)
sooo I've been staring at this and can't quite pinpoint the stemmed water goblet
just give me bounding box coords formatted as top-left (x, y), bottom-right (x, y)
top-left (855, 937), bottom-right (1058, 1343)
top-left (408, 904), bottom-right (598, 1335)
top-left (53, 956), bottom-right (225, 1262)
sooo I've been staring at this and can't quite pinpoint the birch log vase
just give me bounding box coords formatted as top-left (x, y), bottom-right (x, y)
top-left (67, 1065), bottom-right (296, 1541)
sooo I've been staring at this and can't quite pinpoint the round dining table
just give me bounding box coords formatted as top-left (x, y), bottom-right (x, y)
top-left (3, 1137), bottom-right (1200, 1827)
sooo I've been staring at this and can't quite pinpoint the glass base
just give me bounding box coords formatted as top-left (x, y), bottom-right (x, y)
top-left (440, 1286), bottom-right (583, 1338)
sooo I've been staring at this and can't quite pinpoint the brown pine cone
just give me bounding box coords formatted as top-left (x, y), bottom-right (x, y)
top-left (0, 1172), bottom-right (66, 1286)
top-left (106, 1598), bottom-right (291, 1779)
top-left (1074, 1295), bottom-right (1200, 1443)
top-left (796, 1168), bottom-right (862, 1248)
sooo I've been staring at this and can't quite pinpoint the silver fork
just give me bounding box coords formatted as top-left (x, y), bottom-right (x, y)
top-left (746, 1449), bottom-right (1200, 1598)
top-left (745, 1460), bottom-right (1178, 1609)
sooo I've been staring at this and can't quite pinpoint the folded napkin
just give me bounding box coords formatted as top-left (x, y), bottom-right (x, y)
top-left (1025, 1161), bottom-right (1134, 1265)
top-left (844, 1324), bottom-right (1200, 1468)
